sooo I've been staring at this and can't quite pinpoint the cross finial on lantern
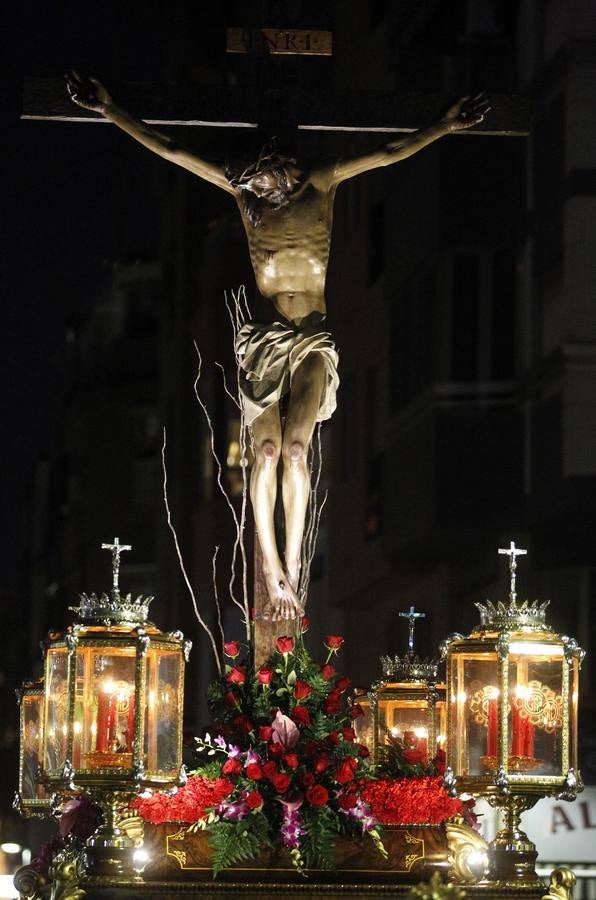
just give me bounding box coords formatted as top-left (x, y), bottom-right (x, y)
top-left (101, 537), bottom-right (132, 593)
top-left (498, 540), bottom-right (527, 601)
top-left (399, 606), bottom-right (426, 652)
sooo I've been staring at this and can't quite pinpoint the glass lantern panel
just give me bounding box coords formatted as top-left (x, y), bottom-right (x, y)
top-left (45, 648), bottom-right (69, 774)
top-left (508, 645), bottom-right (565, 777)
top-left (435, 700), bottom-right (447, 753)
top-left (77, 646), bottom-right (137, 771)
top-left (569, 657), bottom-right (579, 772)
top-left (450, 652), bottom-right (499, 777)
top-left (144, 649), bottom-right (181, 775)
top-left (379, 697), bottom-right (430, 762)
top-left (352, 693), bottom-right (374, 753)
top-left (21, 694), bottom-right (45, 800)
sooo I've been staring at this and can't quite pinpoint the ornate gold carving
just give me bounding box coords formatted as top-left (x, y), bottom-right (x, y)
top-left (542, 866), bottom-right (577, 900)
top-left (445, 815), bottom-right (489, 883)
top-left (170, 849), bottom-right (187, 868)
top-left (402, 831), bottom-right (425, 871)
top-left (13, 863), bottom-right (47, 900)
top-left (469, 680), bottom-right (562, 731)
top-left (407, 871), bottom-right (465, 900)
top-left (48, 848), bottom-right (86, 900)
top-left (119, 808), bottom-right (144, 847)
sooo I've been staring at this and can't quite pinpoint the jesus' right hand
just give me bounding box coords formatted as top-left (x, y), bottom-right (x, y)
top-left (66, 71), bottom-right (112, 113)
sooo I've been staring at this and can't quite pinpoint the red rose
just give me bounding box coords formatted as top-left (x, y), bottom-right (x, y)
top-left (284, 753), bottom-right (299, 769)
top-left (224, 691), bottom-right (239, 707)
top-left (272, 772), bottom-right (291, 793)
top-left (358, 744), bottom-right (370, 758)
top-left (338, 792), bottom-right (358, 810)
top-left (226, 665), bottom-right (246, 685)
top-left (294, 679), bottom-right (312, 700)
top-left (292, 705), bottom-right (311, 727)
top-left (303, 740), bottom-right (319, 756)
top-left (276, 636), bottom-right (294, 654)
top-left (321, 664), bottom-right (335, 681)
top-left (403, 747), bottom-right (425, 765)
top-left (342, 726), bottom-right (356, 742)
top-left (222, 758), bottom-right (243, 776)
top-left (323, 690), bottom-right (342, 714)
top-left (314, 754), bottom-right (330, 773)
top-left (233, 714), bottom-right (254, 733)
top-left (224, 640), bottom-right (240, 659)
top-left (268, 741), bottom-right (284, 757)
top-left (325, 635), bottom-right (344, 651)
top-left (326, 730), bottom-right (340, 746)
top-left (262, 761), bottom-right (279, 780)
top-left (334, 756), bottom-right (358, 784)
top-left (246, 790), bottom-right (264, 810)
top-left (300, 616), bottom-right (310, 633)
top-left (258, 667), bottom-right (273, 685)
top-left (433, 749), bottom-right (446, 775)
top-left (306, 784), bottom-right (329, 807)
top-left (348, 703), bottom-right (365, 720)
top-left (336, 676), bottom-right (352, 692)
top-left (301, 771), bottom-right (315, 788)
top-left (245, 762), bottom-right (264, 780)
top-left (259, 725), bottom-right (273, 741)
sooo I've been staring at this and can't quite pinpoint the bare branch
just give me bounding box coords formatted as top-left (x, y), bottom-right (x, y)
top-left (215, 361), bottom-right (241, 410)
top-left (211, 545), bottom-right (225, 658)
top-left (161, 428), bottom-right (222, 676)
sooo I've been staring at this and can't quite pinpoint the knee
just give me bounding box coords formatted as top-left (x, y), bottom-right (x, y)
top-left (282, 440), bottom-right (306, 468)
top-left (256, 439), bottom-right (280, 466)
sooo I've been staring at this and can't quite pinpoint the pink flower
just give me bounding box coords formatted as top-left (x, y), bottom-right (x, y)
top-left (271, 710), bottom-right (300, 750)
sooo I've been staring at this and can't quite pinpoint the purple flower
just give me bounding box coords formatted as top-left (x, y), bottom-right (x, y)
top-left (338, 795), bottom-right (377, 832)
top-left (245, 748), bottom-right (261, 766)
top-left (278, 794), bottom-right (305, 850)
top-left (228, 743), bottom-right (241, 759)
top-left (217, 798), bottom-right (249, 821)
top-left (214, 735), bottom-right (227, 750)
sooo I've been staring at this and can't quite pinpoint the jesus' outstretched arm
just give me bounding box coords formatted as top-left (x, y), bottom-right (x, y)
top-left (66, 72), bottom-right (235, 194)
top-left (320, 94), bottom-right (491, 187)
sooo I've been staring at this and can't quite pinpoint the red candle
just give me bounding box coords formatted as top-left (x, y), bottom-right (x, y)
top-left (522, 716), bottom-right (535, 758)
top-left (403, 730), bottom-right (416, 747)
top-left (126, 693), bottom-right (135, 752)
top-left (487, 697), bottom-right (498, 756)
top-left (511, 701), bottom-right (524, 757)
top-left (96, 690), bottom-right (111, 752)
top-left (107, 693), bottom-right (117, 750)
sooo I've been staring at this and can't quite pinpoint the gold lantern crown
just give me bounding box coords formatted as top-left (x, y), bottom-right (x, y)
top-left (379, 653), bottom-right (439, 683)
top-left (473, 598), bottom-right (550, 633)
top-left (68, 537), bottom-right (153, 627)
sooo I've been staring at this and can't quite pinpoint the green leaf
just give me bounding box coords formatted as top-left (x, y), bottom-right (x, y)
top-left (208, 812), bottom-right (271, 878)
top-left (300, 806), bottom-right (340, 870)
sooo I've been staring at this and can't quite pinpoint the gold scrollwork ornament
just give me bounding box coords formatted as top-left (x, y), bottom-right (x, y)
top-left (445, 815), bottom-right (489, 883)
top-left (48, 846), bottom-right (86, 900)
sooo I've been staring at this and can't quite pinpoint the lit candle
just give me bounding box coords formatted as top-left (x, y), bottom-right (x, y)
top-left (414, 727), bottom-right (428, 763)
top-left (96, 680), bottom-right (115, 752)
top-left (511, 686), bottom-right (528, 757)
top-left (126, 693), bottom-right (135, 752)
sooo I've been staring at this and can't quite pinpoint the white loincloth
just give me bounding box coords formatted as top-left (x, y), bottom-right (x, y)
top-left (235, 318), bottom-right (339, 426)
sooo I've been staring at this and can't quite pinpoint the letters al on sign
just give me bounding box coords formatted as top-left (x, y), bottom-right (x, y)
top-left (226, 28), bottom-right (333, 56)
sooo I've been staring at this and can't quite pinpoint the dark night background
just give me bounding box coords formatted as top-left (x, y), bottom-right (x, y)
top-left (2, 0), bottom-right (596, 867)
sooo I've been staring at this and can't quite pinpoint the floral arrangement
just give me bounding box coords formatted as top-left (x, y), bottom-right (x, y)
top-left (134, 629), bottom-right (386, 875)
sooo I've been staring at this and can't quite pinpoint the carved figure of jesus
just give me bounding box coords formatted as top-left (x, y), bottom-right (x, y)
top-left (66, 73), bottom-right (488, 622)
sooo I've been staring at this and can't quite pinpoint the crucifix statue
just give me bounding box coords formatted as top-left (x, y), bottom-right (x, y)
top-left (66, 72), bottom-right (489, 627)
top-left (101, 535), bottom-right (132, 594)
top-left (399, 605), bottom-right (426, 653)
top-left (498, 540), bottom-right (527, 601)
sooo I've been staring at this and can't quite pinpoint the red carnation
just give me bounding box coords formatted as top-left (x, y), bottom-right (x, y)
top-left (259, 725), bottom-right (273, 741)
top-left (338, 792), bottom-right (358, 810)
top-left (321, 664), bottom-right (336, 681)
top-left (348, 703), bottom-right (365, 720)
top-left (226, 665), bottom-right (246, 685)
top-left (246, 790), bottom-right (264, 810)
top-left (262, 761), bottom-right (279, 780)
top-left (325, 635), bottom-right (344, 651)
top-left (283, 753), bottom-right (299, 769)
top-left (306, 784), bottom-right (329, 807)
top-left (334, 756), bottom-right (358, 785)
top-left (222, 758), bottom-right (243, 776)
top-left (258, 667), bottom-right (273, 685)
top-left (403, 747), bottom-right (425, 766)
top-left (300, 616), bottom-right (310, 633)
top-left (301, 771), bottom-right (315, 788)
top-left (276, 636), bottom-right (294, 654)
top-left (224, 640), bottom-right (240, 659)
top-left (224, 691), bottom-right (239, 708)
top-left (272, 772), bottom-right (291, 793)
top-left (323, 690), bottom-right (342, 714)
top-left (342, 726), bottom-right (356, 742)
top-left (314, 754), bottom-right (330, 773)
top-left (294, 679), bottom-right (313, 700)
top-left (433, 749), bottom-right (446, 775)
top-left (292, 705), bottom-right (311, 727)
top-left (245, 762), bottom-right (264, 781)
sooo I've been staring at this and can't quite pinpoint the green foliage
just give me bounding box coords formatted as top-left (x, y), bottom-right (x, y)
top-left (300, 806), bottom-right (340, 870)
top-left (208, 812), bottom-right (271, 878)
top-left (190, 759), bottom-right (225, 780)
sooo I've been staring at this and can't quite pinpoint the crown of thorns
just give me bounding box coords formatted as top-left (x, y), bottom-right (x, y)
top-left (226, 143), bottom-right (298, 190)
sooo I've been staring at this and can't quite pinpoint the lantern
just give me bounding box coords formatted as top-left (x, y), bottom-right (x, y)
top-left (15, 678), bottom-right (54, 818)
top-left (354, 607), bottom-right (446, 765)
top-left (40, 537), bottom-right (191, 877)
top-left (442, 541), bottom-right (584, 885)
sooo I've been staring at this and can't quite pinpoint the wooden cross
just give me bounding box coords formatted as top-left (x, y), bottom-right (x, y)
top-left (399, 606), bottom-right (426, 653)
top-left (498, 540), bottom-right (527, 601)
top-left (101, 536), bottom-right (132, 593)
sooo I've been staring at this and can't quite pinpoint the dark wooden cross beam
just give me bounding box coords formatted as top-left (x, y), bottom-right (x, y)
top-left (21, 78), bottom-right (529, 136)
